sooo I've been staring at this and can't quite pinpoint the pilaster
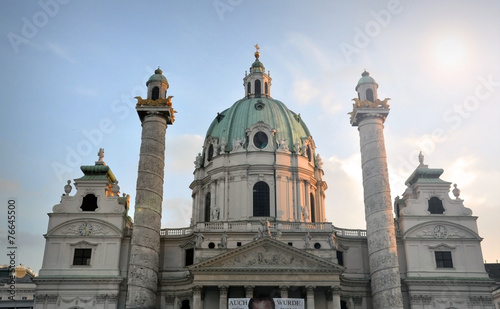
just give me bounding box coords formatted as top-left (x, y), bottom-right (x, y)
top-left (306, 286), bottom-right (315, 309)
top-left (219, 286), bottom-right (228, 309)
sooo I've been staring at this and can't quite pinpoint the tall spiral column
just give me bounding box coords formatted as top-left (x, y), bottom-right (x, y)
top-left (350, 100), bottom-right (403, 309)
top-left (126, 85), bottom-right (175, 308)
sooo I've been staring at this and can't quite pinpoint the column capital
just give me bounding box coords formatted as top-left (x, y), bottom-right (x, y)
top-left (349, 104), bottom-right (389, 127)
top-left (331, 285), bottom-right (342, 295)
top-left (244, 285), bottom-right (254, 298)
top-left (218, 285), bottom-right (228, 296)
top-left (193, 285), bottom-right (203, 295)
top-left (279, 286), bottom-right (289, 298)
top-left (306, 286), bottom-right (315, 295)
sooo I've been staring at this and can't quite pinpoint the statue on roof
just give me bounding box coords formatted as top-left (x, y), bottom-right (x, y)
top-left (418, 151), bottom-right (424, 165)
top-left (98, 148), bottom-right (105, 162)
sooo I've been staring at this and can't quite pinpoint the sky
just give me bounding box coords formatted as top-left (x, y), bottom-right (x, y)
top-left (0, 1), bottom-right (499, 274)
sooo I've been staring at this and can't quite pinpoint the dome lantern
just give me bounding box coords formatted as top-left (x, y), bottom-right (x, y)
top-left (146, 67), bottom-right (169, 100)
top-left (355, 70), bottom-right (378, 102)
top-left (243, 44), bottom-right (272, 99)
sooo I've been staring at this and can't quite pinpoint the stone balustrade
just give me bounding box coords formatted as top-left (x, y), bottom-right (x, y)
top-left (160, 221), bottom-right (368, 238)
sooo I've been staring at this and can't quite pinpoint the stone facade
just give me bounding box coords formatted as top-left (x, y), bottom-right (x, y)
top-left (34, 57), bottom-right (496, 309)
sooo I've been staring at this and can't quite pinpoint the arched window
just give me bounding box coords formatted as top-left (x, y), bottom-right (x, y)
top-left (180, 300), bottom-right (190, 309)
top-left (265, 82), bottom-right (268, 95)
top-left (366, 88), bottom-right (374, 102)
top-left (310, 193), bottom-right (315, 223)
top-left (306, 146), bottom-right (312, 162)
top-left (152, 86), bottom-right (160, 100)
top-left (428, 197), bottom-right (445, 214)
top-left (255, 80), bottom-right (261, 97)
top-left (253, 181), bottom-right (270, 217)
top-left (81, 194), bottom-right (98, 211)
top-left (207, 144), bottom-right (214, 162)
top-left (247, 82), bottom-right (251, 96)
top-left (204, 192), bottom-right (211, 222)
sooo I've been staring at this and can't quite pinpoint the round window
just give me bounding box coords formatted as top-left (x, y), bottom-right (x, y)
top-left (253, 132), bottom-right (268, 149)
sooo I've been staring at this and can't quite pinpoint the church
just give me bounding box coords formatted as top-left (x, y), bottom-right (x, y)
top-left (33, 48), bottom-right (496, 309)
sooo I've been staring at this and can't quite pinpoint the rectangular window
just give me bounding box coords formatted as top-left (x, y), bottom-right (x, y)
top-left (185, 248), bottom-right (194, 266)
top-left (337, 251), bottom-right (344, 266)
top-left (73, 248), bottom-right (92, 265)
top-left (435, 251), bottom-right (453, 268)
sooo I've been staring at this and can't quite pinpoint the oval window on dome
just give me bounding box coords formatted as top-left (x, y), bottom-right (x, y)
top-left (253, 132), bottom-right (268, 149)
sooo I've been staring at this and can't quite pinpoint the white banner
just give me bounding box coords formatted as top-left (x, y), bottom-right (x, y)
top-left (228, 298), bottom-right (304, 309)
top-left (228, 298), bottom-right (250, 309)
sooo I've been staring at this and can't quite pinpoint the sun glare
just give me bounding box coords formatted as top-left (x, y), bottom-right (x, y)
top-left (434, 36), bottom-right (466, 68)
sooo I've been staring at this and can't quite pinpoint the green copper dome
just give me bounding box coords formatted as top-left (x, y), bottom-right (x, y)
top-left (206, 97), bottom-right (311, 152)
top-left (252, 59), bottom-right (265, 69)
top-left (355, 70), bottom-right (377, 90)
top-left (146, 68), bottom-right (168, 86)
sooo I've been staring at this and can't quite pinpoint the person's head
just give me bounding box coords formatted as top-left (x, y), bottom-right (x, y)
top-left (248, 298), bottom-right (275, 309)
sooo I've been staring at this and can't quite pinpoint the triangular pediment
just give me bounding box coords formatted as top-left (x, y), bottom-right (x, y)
top-left (190, 237), bottom-right (344, 273)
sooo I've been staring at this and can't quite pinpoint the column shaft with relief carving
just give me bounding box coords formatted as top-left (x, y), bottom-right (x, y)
top-left (351, 105), bottom-right (403, 309)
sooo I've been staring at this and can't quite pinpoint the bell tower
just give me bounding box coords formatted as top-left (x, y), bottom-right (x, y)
top-left (350, 71), bottom-right (403, 309)
top-left (126, 68), bottom-right (176, 309)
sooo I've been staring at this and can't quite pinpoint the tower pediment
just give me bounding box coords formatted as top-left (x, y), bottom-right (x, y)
top-left (189, 237), bottom-right (343, 273)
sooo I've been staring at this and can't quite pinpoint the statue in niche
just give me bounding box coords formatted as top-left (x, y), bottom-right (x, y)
top-left (301, 206), bottom-right (309, 221)
top-left (218, 231), bottom-right (228, 248)
top-left (211, 205), bottom-right (220, 221)
top-left (327, 232), bottom-right (337, 250)
top-left (303, 232), bottom-right (312, 249)
top-left (194, 153), bottom-right (202, 168)
top-left (195, 232), bottom-right (204, 248)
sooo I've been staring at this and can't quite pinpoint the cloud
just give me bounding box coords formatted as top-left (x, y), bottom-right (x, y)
top-left (75, 85), bottom-right (97, 97)
top-left (162, 197), bottom-right (192, 228)
top-left (322, 154), bottom-right (365, 229)
top-left (293, 78), bottom-right (320, 105)
top-left (47, 42), bottom-right (75, 63)
top-left (0, 177), bottom-right (20, 194)
top-left (165, 134), bottom-right (204, 174)
top-left (287, 32), bottom-right (332, 69)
